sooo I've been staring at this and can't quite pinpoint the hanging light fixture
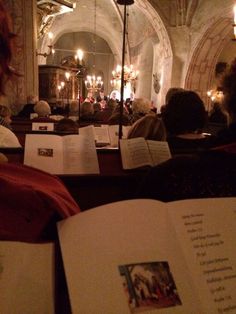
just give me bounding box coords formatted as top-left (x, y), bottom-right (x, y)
top-left (85, 0), bottom-right (103, 94)
top-left (116, 0), bottom-right (135, 139)
top-left (111, 64), bottom-right (139, 88)
top-left (111, 1), bottom-right (138, 92)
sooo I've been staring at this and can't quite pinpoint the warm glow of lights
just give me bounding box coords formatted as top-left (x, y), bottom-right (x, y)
top-left (75, 49), bottom-right (84, 61)
top-left (65, 72), bottom-right (71, 81)
top-left (207, 89), bottom-right (224, 103)
top-left (85, 75), bottom-right (103, 93)
top-left (48, 32), bottom-right (53, 40)
top-left (111, 64), bottom-right (139, 87)
top-left (234, 5), bottom-right (236, 24)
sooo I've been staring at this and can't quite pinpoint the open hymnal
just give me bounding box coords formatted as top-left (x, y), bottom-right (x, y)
top-left (57, 197), bottom-right (236, 314)
top-left (32, 122), bottom-right (54, 131)
top-left (24, 133), bottom-right (100, 174)
top-left (2, 198), bottom-right (236, 313)
top-left (80, 125), bottom-right (131, 148)
top-left (0, 241), bottom-right (54, 314)
top-left (119, 137), bottom-right (171, 169)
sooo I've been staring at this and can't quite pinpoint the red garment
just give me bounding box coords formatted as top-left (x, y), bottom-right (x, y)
top-left (0, 163), bottom-right (80, 242)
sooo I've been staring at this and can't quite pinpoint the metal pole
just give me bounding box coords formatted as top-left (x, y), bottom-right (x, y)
top-left (118, 4), bottom-right (127, 140)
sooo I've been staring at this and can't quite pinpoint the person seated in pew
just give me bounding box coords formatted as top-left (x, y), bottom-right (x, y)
top-left (55, 117), bottom-right (79, 134)
top-left (107, 103), bottom-right (132, 126)
top-left (17, 94), bottom-right (38, 118)
top-left (0, 105), bottom-right (21, 147)
top-left (162, 90), bottom-right (215, 154)
top-left (32, 100), bottom-right (56, 122)
top-left (130, 97), bottom-right (154, 124)
top-left (127, 113), bottom-right (167, 141)
top-left (0, 104), bottom-right (13, 129)
top-left (80, 100), bottom-right (98, 123)
top-left (135, 149), bottom-right (236, 202)
top-left (0, 0), bottom-right (80, 242)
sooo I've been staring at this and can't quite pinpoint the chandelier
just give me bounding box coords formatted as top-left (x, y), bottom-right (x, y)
top-left (85, 75), bottom-right (103, 93)
top-left (85, 0), bottom-right (103, 93)
top-left (207, 89), bottom-right (224, 103)
top-left (111, 64), bottom-right (139, 87)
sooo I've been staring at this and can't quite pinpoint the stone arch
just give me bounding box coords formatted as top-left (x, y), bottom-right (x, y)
top-left (185, 17), bottom-right (232, 110)
top-left (135, 0), bottom-right (173, 106)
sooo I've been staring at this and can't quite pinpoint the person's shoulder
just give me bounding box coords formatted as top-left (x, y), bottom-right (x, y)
top-left (0, 125), bottom-right (21, 147)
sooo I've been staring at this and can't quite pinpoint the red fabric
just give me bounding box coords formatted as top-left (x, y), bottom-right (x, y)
top-left (0, 163), bottom-right (80, 242)
top-left (212, 142), bottom-right (236, 154)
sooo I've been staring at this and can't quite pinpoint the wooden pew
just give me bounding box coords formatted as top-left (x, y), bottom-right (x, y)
top-left (0, 147), bottom-right (147, 211)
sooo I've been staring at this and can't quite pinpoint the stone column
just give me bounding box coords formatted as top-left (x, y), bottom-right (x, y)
top-left (4, 0), bottom-right (38, 113)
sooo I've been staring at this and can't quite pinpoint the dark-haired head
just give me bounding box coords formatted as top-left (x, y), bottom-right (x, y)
top-left (162, 90), bottom-right (207, 135)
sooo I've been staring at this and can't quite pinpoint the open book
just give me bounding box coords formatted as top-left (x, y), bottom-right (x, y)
top-left (120, 137), bottom-right (171, 169)
top-left (2, 198), bottom-right (236, 313)
top-left (80, 124), bottom-right (131, 148)
top-left (57, 197), bottom-right (236, 314)
top-left (24, 133), bottom-right (100, 174)
top-left (0, 241), bottom-right (54, 314)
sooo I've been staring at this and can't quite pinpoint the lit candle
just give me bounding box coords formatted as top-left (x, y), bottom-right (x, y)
top-left (65, 72), bottom-right (70, 81)
top-left (76, 49), bottom-right (84, 62)
top-left (207, 90), bottom-right (212, 97)
top-left (234, 5), bottom-right (236, 24)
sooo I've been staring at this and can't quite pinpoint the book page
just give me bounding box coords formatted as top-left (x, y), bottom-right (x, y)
top-left (57, 199), bottom-right (202, 314)
top-left (79, 124), bottom-right (95, 140)
top-left (120, 138), bottom-right (153, 169)
top-left (24, 134), bottom-right (64, 174)
top-left (0, 241), bottom-right (54, 314)
top-left (62, 134), bottom-right (100, 174)
top-left (108, 125), bottom-right (119, 147)
top-left (168, 198), bottom-right (236, 314)
top-left (94, 125), bottom-right (110, 146)
top-left (32, 122), bottom-right (54, 131)
top-left (147, 140), bottom-right (172, 166)
top-left (122, 125), bottom-right (132, 139)
top-left (107, 125), bottom-right (132, 148)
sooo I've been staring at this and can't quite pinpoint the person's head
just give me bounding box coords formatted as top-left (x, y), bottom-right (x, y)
top-left (110, 90), bottom-right (120, 101)
top-left (107, 98), bottom-right (117, 111)
top-left (80, 101), bottom-right (94, 117)
top-left (69, 100), bottom-right (79, 115)
top-left (0, 104), bottom-right (12, 124)
top-left (26, 95), bottom-right (38, 105)
top-left (127, 114), bottom-right (166, 141)
top-left (34, 100), bottom-right (51, 117)
top-left (93, 102), bottom-right (102, 112)
top-left (165, 87), bottom-right (185, 105)
top-left (131, 98), bottom-right (152, 115)
top-left (0, 1), bottom-right (17, 96)
top-left (55, 118), bottom-right (79, 133)
top-left (221, 58), bottom-right (236, 123)
top-left (162, 90), bottom-right (207, 135)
